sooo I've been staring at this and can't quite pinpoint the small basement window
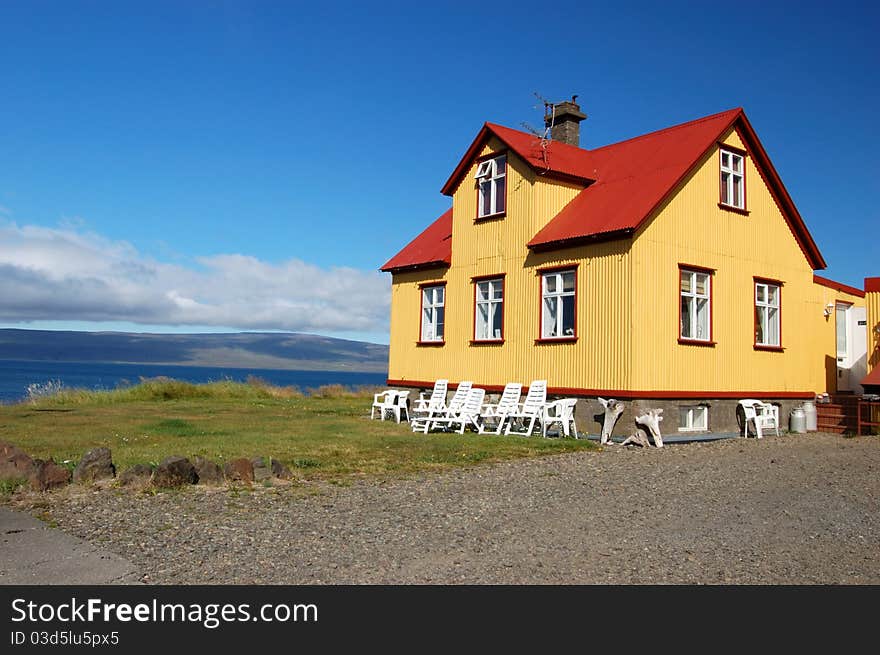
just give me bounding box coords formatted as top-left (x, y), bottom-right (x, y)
top-left (679, 405), bottom-right (708, 432)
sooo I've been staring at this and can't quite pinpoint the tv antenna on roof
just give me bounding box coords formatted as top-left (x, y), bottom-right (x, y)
top-left (520, 92), bottom-right (555, 171)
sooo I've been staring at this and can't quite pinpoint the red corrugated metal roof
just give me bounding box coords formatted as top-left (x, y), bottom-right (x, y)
top-left (866, 277), bottom-right (880, 293)
top-left (380, 208), bottom-right (452, 272)
top-left (383, 108), bottom-right (828, 273)
top-left (527, 109), bottom-right (826, 269)
top-left (528, 108), bottom-right (741, 248)
top-left (862, 366), bottom-right (880, 388)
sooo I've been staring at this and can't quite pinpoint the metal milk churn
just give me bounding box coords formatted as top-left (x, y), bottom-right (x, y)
top-left (790, 406), bottom-right (806, 434)
top-left (801, 400), bottom-right (817, 432)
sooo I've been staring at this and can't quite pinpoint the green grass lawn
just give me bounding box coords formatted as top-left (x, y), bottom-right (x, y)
top-left (0, 379), bottom-right (595, 484)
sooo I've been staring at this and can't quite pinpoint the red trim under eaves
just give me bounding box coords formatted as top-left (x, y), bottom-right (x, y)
top-left (441, 123), bottom-right (595, 197)
top-left (528, 228), bottom-right (635, 252)
top-left (813, 275), bottom-right (865, 298)
top-left (735, 115), bottom-right (826, 270)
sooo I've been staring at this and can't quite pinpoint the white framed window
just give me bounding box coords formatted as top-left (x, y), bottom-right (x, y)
top-left (475, 154), bottom-right (507, 218)
top-left (541, 269), bottom-right (576, 339)
top-left (720, 149), bottom-right (745, 209)
top-left (679, 405), bottom-right (708, 432)
top-left (474, 277), bottom-right (504, 341)
top-left (420, 284), bottom-right (445, 342)
top-left (680, 268), bottom-right (711, 342)
top-left (755, 281), bottom-right (781, 347)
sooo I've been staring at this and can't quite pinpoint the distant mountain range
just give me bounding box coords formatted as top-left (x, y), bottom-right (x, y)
top-left (0, 329), bottom-right (389, 373)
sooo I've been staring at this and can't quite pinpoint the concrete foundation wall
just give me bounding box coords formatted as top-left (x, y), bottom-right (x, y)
top-left (398, 385), bottom-right (803, 437)
top-left (570, 396), bottom-right (801, 437)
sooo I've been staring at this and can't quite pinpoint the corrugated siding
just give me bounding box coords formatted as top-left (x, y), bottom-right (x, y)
top-left (867, 290), bottom-right (880, 374)
top-left (387, 139), bottom-right (631, 391)
top-left (630, 128), bottom-right (863, 394)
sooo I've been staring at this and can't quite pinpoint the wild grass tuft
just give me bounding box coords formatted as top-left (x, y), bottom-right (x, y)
top-left (22, 376), bottom-right (363, 407)
top-left (0, 477), bottom-right (27, 498)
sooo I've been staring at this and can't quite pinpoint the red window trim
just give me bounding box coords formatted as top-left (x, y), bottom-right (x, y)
top-left (475, 148), bottom-right (509, 164)
top-left (718, 146), bottom-right (747, 212)
top-left (471, 273), bottom-right (506, 283)
top-left (716, 141), bottom-right (748, 157)
top-left (754, 276), bottom-right (784, 287)
top-left (471, 273), bottom-right (506, 343)
top-left (418, 280), bottom-right (447, 345)
top-left (678, 264), bottom-right (715, 345)
top-left (677, 262), bottom-right (716, 274)
top-left (753, 276), bottom-right (783, 349)
top-left (474, 212), bottom-right (507, 223)
top-left (537, 264), bottom-right (579, 341)
top-left (718, 203), bottom-right (750, 216)
top-left (678, 338), bottom-right (716, 348)
top-left (474, 150), bottom-right (509, 221)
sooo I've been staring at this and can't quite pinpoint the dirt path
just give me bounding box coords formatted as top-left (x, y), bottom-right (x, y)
top-left (8, 432), bottom-right (879, 584)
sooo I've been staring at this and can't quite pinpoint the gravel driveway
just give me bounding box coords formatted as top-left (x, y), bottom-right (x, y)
top-left (11, 432), bottom-right (879, 584)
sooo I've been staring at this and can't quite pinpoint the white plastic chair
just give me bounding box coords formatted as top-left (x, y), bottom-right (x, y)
top-left (504, 380), bottom-right (548, 436)
top-left (413, 381), bottom-right (472, 433)
top-left (540, 398), bottom-right (579, 438)
top-left (739, 399), bottom-right (779, 438)
top-left (429, 388), bottom-right (486, 434)
top-left (391, 390), bottom-right (410, 423)
top-left (478, 383), bottom-right (522, 434)
top-left (371, 390), bottom-right (398, 421)
top-left (413, 379), bottom-right (449, 413)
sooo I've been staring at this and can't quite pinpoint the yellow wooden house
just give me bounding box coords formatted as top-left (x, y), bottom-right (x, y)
top-left (381, 100), bottom-right (871, 434)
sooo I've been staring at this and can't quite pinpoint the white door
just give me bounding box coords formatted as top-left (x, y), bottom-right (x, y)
top-left (851, 306), bottom-right (867, 394)
top-left (836, 303), bottom-right (851, 391)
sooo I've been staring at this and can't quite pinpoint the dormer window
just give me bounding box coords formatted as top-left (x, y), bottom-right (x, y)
top-left (475, 154), bottom-right (507, 218)
top-left (719, 148), bottom-right (745, 210)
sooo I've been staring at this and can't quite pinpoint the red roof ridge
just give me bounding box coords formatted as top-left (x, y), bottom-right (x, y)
top-left (589, 107), bottom-right (742, 154)
top-left (484, 121), bottom-right (588, 155)
top-left (440, 122), bottom-right (596, 196)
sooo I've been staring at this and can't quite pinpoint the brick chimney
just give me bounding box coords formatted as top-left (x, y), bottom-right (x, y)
top-left (545, 96), bottom-right (587, 147)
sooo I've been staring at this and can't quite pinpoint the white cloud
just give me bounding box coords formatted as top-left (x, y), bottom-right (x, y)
top-left (0, 221), bottom-right (391, 334)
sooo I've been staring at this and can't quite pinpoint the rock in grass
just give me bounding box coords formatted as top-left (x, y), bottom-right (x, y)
top-left (251, 457), bottom-right (272, 482)
top-left (29, 459), bottom-right (71, 491)
top-left (271, 459), bottom-right (293, 480)
top-left (193, 457), bottom-right (224, 485)
top-left (224, 458), bottom-right (254, 485)
top-left (73, 447), bottom-right (115, 484)
top-left (0, 442), bottom-right (37, 480)
top-left (119, 464), bottom-right (153, 486)
top-left (152, 456), bottom-right (197, 488)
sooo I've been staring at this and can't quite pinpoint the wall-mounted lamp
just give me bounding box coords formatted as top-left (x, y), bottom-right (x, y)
top-left (874, 323), bottom-right (880, 339)
top-left (823, 302), bottom-right (835, 317)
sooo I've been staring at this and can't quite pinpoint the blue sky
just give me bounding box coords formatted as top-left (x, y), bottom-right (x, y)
top-left (1, 0), bottom-right (877, 344)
